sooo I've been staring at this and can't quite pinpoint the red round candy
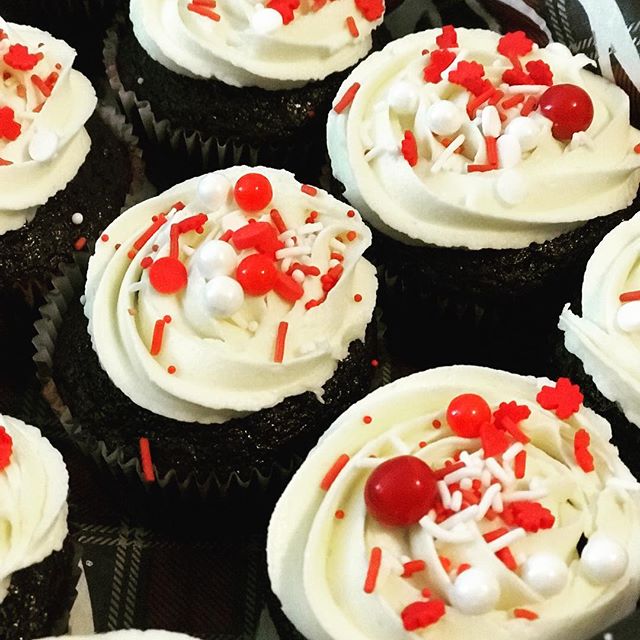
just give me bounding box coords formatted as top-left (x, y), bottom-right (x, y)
top-left (446, 393), bottom-right (491, 438)
top-left (364, 455), bottom-right (437, 527)
top-left (234, 173), bottom-right (273, 212)
top-left (236, 253), bottom-right (277, 296)
top-left (538, 84), bottom-right (594, 141)
top-left (148, 256), bottom-right (188, 294)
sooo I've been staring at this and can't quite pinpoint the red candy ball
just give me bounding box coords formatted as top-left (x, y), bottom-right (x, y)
top-left (234, 173), bottom-right (273, 212)
top-left (538, 84), bottom-right (594, 141)
top-left (446, 393), bottom-right (491, 438)
top-left (236, 253), bottom-right (277, 296)
top-left (364, 456), bottom-right (437, 527)
top-left (148, 256), bottom-right (188, 294)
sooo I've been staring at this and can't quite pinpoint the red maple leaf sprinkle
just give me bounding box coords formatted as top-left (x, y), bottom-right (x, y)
top-left (480, 421), bottom-right (510, 458)
top-left (3, 43), bottom-right (43, 71)
top-left (536, 378), bottom-right (584, 419)
top-left (502, 67), bottom-right (533, 86)
top-left (0, 427), bottom-right (13, 470)
top-left (493, 401), bottom-right (531, 430)
top-left (503, 501), bottom-right (555, 533)
top-left (423, 49), bottom-right (456, 83)
top-left (497, 31), bottom-right (534, 59)
top-left (401, 130), bottom-right (419, 166)
top-left (574, 428), bottom-right (595, 472)
top-left (526, 60), bottom-right (553, 85)
top-left (401, 600), bottom-right (446, 631)
top-left (436, 25), bottom-right (458, 49)
top-left (266, 0), bottom-right (300, 24)
top-left (448, 60), bottom-right (489, 96)
top-left (0, 107), bottom-right (21, 141)
top-left (354, 0), bottom-right (384, 21)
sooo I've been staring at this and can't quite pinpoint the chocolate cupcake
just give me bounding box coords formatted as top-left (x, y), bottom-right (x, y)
top-left (326, 25), bottom-right (640, 372)
top-left (104, 0), bottom-right (390, 189)
top-left (268, 365), bottom-right (640, 640)
top-left (0, 412), bottom-right (80, 639)
top-left (35, 166), bottom-right (378, 501)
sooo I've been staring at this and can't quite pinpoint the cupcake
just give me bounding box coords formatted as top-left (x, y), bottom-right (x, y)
top-left (35, 166), bottom-right (378, 500)
top-left (0, 21), bottom-right (146, 302)
top-left (104, 0), bottom-right (390, 189)
top-left (558, 212), bottom-right (640, 477)
top-left (0, 413), bottom-right (79, 639)
top-left (326, 25), bottom-right (640, 372)
top-left (43, 633), bottom-right (199, 639)
top-left (268, 365), bottom-right (640, 640)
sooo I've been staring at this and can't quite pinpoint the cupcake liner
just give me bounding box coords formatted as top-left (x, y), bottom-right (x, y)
top-left (33, 259), bottom-right (376, 508)
top-left (103, 22), bottom-right (327, 191)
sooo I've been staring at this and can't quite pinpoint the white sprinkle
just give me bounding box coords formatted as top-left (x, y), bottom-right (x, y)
top-left (364, 146), bottom-right (392, 162)
top-left (481, 106), bottom-right (501, 138)
top-left (500, 459), bottom-right (516, 484)
top-left (280, 258), bottom-right (292, 273)
top-left (437, 480), bottom-right (452, 510)
top-left (491, 492), bottom-right (504, 513)
top-left (431, 134), bottom-right (465, 174)
top-left (443, 466), bottom-right (481, 485)
top-left (475, 483), bottom-right (502, 521)
top-left (298, 222), bottom-right (323, 235)
top-left (275, 246), bottom-right (311, 260)
top-left (330, 238), bottom-right (346, 251)
top-left (128, 281), bottom-right (143, 293)
top-left (603, 632), bottom-right (613, 640)
top-left (329, 259), bottom-right (340, 268)
top-left (441, 505), bottom-right (480, 530)
top-left (285, 238), bottom-right (296, 248)
top-left (502, 488), bottom-right (548, 503)
top-left (71, 212), bottom-right (83, 225)
top-left (481, 468), bottom-right (492, 487)
top-left (292, 269), bottom-right (305, 283)
top-left (460, 477), bottom-right (473, 491)
top-left (450, 490), bottom-right (463, 512)
top-left (487, 527), bottom-right (526, 552)
top-left (419, 516), bottom-right (475, 544)
top-left (503, 442), bottom-right (525, 462)
top-left (279, 229), bottom-right (296, 241)
top-left (79, 294), bottom-right (86, 305)
top-left (355, 457), bottom-right (385, 468)
top-left (137, 77), bottom-right (144, 85)
top-left (388, 434), bottom-right (410, 455)
top-left (503, 84), bottom-right (547, 94)
top-left (486, 458), bottom-right (511, 486)
top-left (182, 245), bottom-right (195, 256)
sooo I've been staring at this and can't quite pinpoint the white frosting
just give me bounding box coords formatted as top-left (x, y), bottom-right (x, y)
top-left (327, 28), bottom-right (640, 249)
top-left (0, 414), bottom-right (69, 604)
top-left (42, 633), bottom-right (198, 639)
top-left (267, 366), bottom-right (640, 640)
top-left (0, 21), bottom-right (97, 235)
top-left (85, 166), bottom-right (377, 424)
top-left (129, 0), bottom-right (385, 90)
top-left (559, 212), bottom-right (640, 426)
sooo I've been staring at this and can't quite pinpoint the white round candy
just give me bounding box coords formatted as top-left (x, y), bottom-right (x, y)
top-left (196, 240), bottom-right (238, 279)
top-left (581, 536), bottom-right (628, 584)
top-left (617, 300), bottom-right (640, 333)
top-left (204, 276), bottom-right (244, 317)
top-left (250, 7), bottom-right (283, 34)
top-left (481, 106), bottom-right (501, 138)
top-left (497, 134), bottom-right (522, 169)
top-left (387, 81), bottom-right (419, 115)
top-left (521, 553), bottom-right (568, 597)
top-left (450, 568), bottom-right (500, 615)
top-left (29, 129), bottom-right (58, 162)
top-left (71, 212), bottom-right (84, 225)
top-left (505, 117), bottom-right (541, 152)
top-left (197, 174), bottom-right (230, 212)
top-left (496, 169), bottom-right (528, 205)
top-left (425, 100), bottom-right (464, 137)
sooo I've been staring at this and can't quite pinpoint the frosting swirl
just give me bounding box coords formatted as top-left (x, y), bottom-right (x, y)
top-left (85, 166), bottom-right (377, 424)
top-left (0, 21), bottom-right (97, 235)
top-left (559, 212), bottom-right (640, 425)
top-left (129, 0), bottom-right (385, 90)
top-left (268, 366), bottom-right (640, 640)
top-left (0, 414), bottom-right (69, 604)
top-left (326, 27), bottom-right (640, 250)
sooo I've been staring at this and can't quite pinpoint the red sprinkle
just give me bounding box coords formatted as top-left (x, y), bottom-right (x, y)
top-left (401, 130), bottom-right (419, 167)
top-left (3, 44), bottom-right (43, 71)
top-left (31, 74), bottom-right (52, 97)
top-left (150, 318), bottom-right (167, 356)
top-left (480, 421), bottom-right (509, 458)
top-left (432, 419), bottom-right (441, 429)
top-left (574, 428), bottom-right (595, 472)
top-left (521, 96), bottom-right (538, 117)
top-left (274, 321), bottom-right (288, 363)
top-left (483, 527), bottom-right (509, 543)
top-left (436, 25), bottom-right (458, 49)
top-left (434, 460), bottom-right (464, 480)
top-left (354, 293), bottom-right (363, 302)
top-left (514, 608), bottom-right (539, 621)
top-left (456, 563), bottom-right (471, 575)
top-left (139, 437), bottom-right (155, 483)
top-left (333, 82), bottom-right (360, 114)
top-left (501, 93), bottom-right (525, 110)
top-left (514, 450), bottom-right (527, 479)
top-left (134, 214), bottom-right (167, 253)
top-left (301, 184), bottom-right (318, 197)
top-left (402, 559), bottom-right (426, 578)
top-left (485, 135), bottom-right (498, 167)
top-left (335, 509), bottom-right (345, 519)
top-left (320, 453), bottom-right (350, 491)
top-left (467, 86), bottom-right (495, 118)
top-left (101, 234), bottom-right (109, 242)
top-left (619, 290), bottom-right (640, 302)
top-left (634, 143), bottom-right (640, 154)
top-left (347, 209), bottom-right (356, 218)
top-left (187, 3), bottom-right (220, 20)
top-left (496, 547), bottom-right (518, 571)
top-left (363, 547), bottom-right (382, 593)
top-left (363, 415), bottom-right (372, 424)
top-left (401, 600), bottom-right (446, 631)
top-left (346, 16), bottom-right (359, 37)
top-left (370, 359), bottom-right (379, 367)
top-left (439, 555), bottom-right (452, 572)
top-left (73, 237), bottom-right (87, 251)
top-left (269, 209), bottom-right (287, 233)
top-left (536, 378), bottom-right (583, 419)
top-left (167, 365), bottom-right (177, 374)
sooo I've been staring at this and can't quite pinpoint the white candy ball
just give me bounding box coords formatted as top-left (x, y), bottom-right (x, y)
top-left (388, 81), bottom-right (419, 115)
top-left (204, 276), bottom-right (244, 317)
top-left (581, 536), bottom-right (628, 584)
top-left (481, 106), bottom-right (501, 138)
top-left (505, 117), bottom-right (541, 152)
top-left (196, 240), bottom-right (238, 279)
top-left (450, 568), bottom-right (500, 615)
top-left (250, 7), bottom-right (283, 34)
top-left (29, 129), bottom-right (58, 162)
top-left (197, 174), bottom-right (230, 211)
top-left (496, 169), bottom-right (528, 205)
top-left (425, 100), bottom-right (463, 137)
top-left (521, 553), bottom-right (568, 597)
top-left (497, 134), bottom-right (522, 169)
top-left (617, 300), bottom-right (640, 333)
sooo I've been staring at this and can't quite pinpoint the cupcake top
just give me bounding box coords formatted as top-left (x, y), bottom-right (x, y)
top-left (0, 413), bottom-right (69, 603)
top-left (559, 212), bottom-right (640, 426)
top-left (42, 633), bottom-right (198, 639)
top-left (327, 26), bottom-right (640, 250)
top-left (268, 366), bottom-right (640, 640)
top-left (85, 166), bottom-right (377, 424)
top-left (129, 0), bottom-right (386, 90)
top-left (0, 21), bottom-right (97, 235)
